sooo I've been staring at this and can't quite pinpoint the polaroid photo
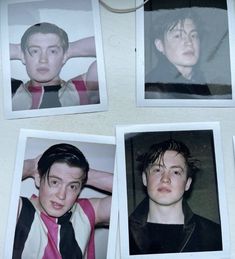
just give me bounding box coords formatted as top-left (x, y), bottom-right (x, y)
top-left (116, 122), bottom-right (230, 259)
top-left (136, 0), bottom-right (235, 107)
top-left (4, 129), bottom-right (116, 259)
top-left (0, 0), bottom-right (107, 119)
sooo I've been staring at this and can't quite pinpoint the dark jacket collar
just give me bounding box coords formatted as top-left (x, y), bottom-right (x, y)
top-left (129, 197), bottom-right (195, 229)
top-left (146, 55), bottom-right (205, 85)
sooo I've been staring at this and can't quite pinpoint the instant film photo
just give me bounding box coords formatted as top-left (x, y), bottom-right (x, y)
top-left (117, 122), bottom-right (230, 259)
top-left (0, 0), bottom-right (107, 118)
top-left (136, 0), bottom-right (235, 107)
top-left (4, 129), bottom-right (116, 259)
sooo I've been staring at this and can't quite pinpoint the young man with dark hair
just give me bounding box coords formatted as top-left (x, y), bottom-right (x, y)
top-left (129, 139), bottom-right (222, 255)
top-left (13, 143), bottom-right (112, 259)
top-left (145, 8), bottom-right (212, 99)
top-left (10, 22), bottom-right (99, 110)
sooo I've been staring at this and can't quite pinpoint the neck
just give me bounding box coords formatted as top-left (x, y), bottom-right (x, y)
top-left (30, 78), bottom-right (61, 87)
top-left (174, 65), bottom-right (193, 80)
top-left (147, 199), bottom-right (184, 224)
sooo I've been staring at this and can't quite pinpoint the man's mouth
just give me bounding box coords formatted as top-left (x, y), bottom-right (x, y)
top-left (158, 187), bottom-right (171, 193)
top-left (183, 50), bottom-right (195, 56)
top-left (37, 67), bottom-right (50, 73)
top-left (51, 201), bottom-right (64, 210)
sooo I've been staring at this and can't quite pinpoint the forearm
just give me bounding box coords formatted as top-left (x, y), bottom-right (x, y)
top-left (87, 168), bottom-right (113, 193)
top-left (67, 36), bottom-right (96, 59)
top-left (10, 43), bottom-right (22, 60)
top-left (22, 158), bottom-right (36, 179)
top-left (22, 155), bottom-right (40, 180)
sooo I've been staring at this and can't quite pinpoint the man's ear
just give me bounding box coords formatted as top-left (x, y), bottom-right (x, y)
top-left (20, 50), bottom-right (26, 65)
top-left (62, 51), bottom-right (68, 64)
top-left (34, 172), bottom-right (41, 188)
top-left (185, 177), bottom-right (192, 191)
top-left (154, 38), bottom-right (165, 54)
top-left (142, 172), bottom-right (147, 187)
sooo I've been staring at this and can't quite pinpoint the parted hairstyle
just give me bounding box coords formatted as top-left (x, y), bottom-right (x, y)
top-left (21, 22), bottom-right (69, 53)
top-left (37, 143), bottom-right (89, 186)
top-left (137, 138), bottom-right (199, 179)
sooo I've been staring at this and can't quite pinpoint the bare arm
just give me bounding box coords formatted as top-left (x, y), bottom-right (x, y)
top-left (86, 168), bottom-right (113, 193)
top-left (10, 43), bottom-right (22, 60)
top-left (86, 169), bottom-right (113, 224)
top-left (22, 155), bottom-right (40, 180)
top-left (66, 36), bottom-right (96, 60)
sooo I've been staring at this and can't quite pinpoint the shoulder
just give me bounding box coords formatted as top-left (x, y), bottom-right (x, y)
top-left (193, 214), bottom-right (221, 233)
top-left (75, 198), bottom-right (96, 224)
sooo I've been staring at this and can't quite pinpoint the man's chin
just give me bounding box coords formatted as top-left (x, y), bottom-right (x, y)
top-left (31, 79), bottom-right (60, 86)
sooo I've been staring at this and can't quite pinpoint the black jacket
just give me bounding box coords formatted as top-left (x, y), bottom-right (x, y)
top-left (129, 197), bottom-right (222, 255)
top-left (145, 56), bottom-right (212, 99)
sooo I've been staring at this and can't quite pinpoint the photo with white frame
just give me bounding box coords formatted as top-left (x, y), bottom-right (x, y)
top-left (136, 0), bottom-right (235, 107)
top-left (4, 129), bottom-right (116, 259)
top-left (0, 0), bottom-right (107, 118)
top-left (116, 122), bottom-right (230, 259)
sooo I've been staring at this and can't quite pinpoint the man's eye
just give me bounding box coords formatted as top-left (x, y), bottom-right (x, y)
top-left (69, 184), bottom-right (80, 191)
top-left (29, 49), bottom-right (39, 55)
top-left (150, 167), bottom-right (162, 173)
top-left (50, 179), bottom-right (59, 186)
top-left (50, 49), bottom-right (57, 54)
top-left (191, 32), bottom-right (198, 39)
top-left (173, 34), bottom-right (181, 38)
top-left (173, 170), bottom-right (182, 175)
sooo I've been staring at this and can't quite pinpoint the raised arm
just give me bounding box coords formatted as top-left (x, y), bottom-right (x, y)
top-left (10, 43), bottom-right (22, 60)
top-left (86, 169), bottom-right (113, 225)
top-left (22, 155), bottom-right (40, 180)
top-left (66, 36), bottom-right (96, 60)
top-left (86, 168), bottom-right (113, 193)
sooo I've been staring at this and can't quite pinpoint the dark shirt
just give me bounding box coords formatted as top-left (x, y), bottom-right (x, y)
top-left (145, 56), bottom-right (231, 99)
top-left (129, 197), bottom-right (222, 255)
top-left (143, 223), bottom-right (184, 254)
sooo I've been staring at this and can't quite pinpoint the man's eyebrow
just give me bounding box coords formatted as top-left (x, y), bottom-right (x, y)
top-left (49, 175), bottom-right (82, 183)
top-left (27, 45), bottom-right (61, 48)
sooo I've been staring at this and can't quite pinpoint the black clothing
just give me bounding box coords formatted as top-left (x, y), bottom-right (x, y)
top-left (145, 56), bottom-right (212, 99)
top-left (129, 197), bottom-right (222, 255)
top-left (40, 85), bottom-right (62, 108)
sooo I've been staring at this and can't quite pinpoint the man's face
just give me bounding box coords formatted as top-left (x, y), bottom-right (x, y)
top-left (155, 18), bottom-right (200, 74)
top-left (142, 150), bottom-right (192, 207)
top-left (36, 162), bottom-right (84, 218)
top-left (22, 33), bottom-right (67, 86)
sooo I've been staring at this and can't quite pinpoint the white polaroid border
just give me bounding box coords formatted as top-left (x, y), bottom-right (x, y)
top-left (4, 129), bottom-right (116, 259)
top-left (0, 0), bottom-right (107, 119)
top-left (136, 0), bottom-right (235, 107)
top-left (116, 122), bottom-right (230, 259)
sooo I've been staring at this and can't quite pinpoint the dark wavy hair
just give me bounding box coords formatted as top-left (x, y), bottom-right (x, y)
top-left (137, 139), bottom-right (199, 179)
top-left (21, 22), bottom-right (69, 53)
top-left (152, 8), bottom-right (202, 42)
top-left (37, 143), bottom-right (89, 186)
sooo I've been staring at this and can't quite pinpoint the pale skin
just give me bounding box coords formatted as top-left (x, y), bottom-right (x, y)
top-left (10, 35), bottom-right (98, 102)
top-left (142, 150), bottom-right (192, 224)
top-left (155, 18), bottom-right (200, 80)
top-left (20, 156), bottom-right (113, 225)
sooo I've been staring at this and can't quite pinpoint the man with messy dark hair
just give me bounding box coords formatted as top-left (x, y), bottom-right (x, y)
top-left (129, 139), bottom-right (222, 254)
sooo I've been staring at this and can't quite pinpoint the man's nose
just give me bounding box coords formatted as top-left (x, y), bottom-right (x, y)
top-left (183, 34), bottom-right (193, 45)
top-left (39, 51), bottom-right (48, 63)
top-left (161, 171), bottom-right (171, 183)
top-left (56, 185), bottom-right (66, 200)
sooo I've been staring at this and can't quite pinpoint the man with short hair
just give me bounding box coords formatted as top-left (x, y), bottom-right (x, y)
top-left (145, 8), bottom-right (212, 99)
top-left (129, 139), bottom-right (222, 254)
top-left (10, 22), bottom-right (99, 110)
top-left (13, 143), bottom-right (112, 259)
